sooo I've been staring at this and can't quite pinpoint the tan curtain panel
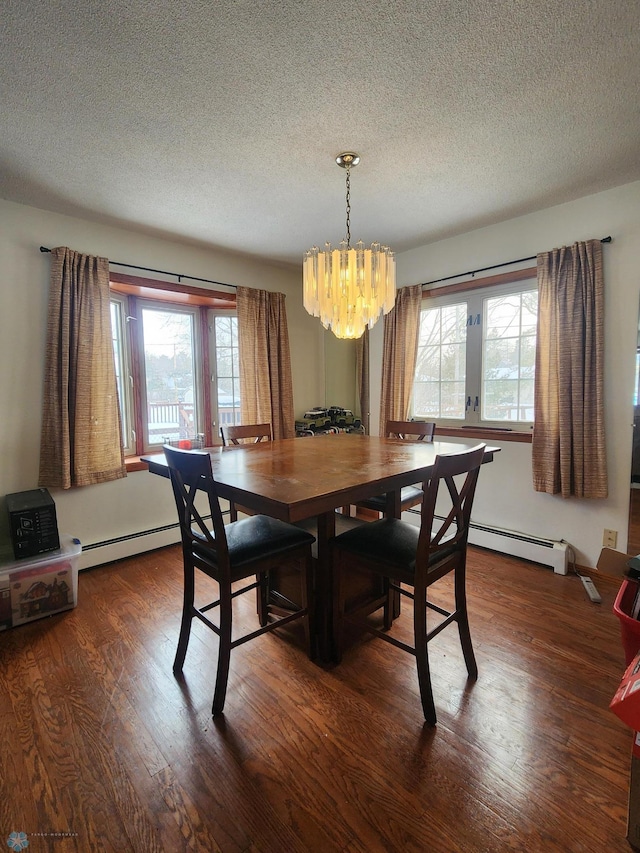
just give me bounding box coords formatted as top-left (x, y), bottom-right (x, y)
top-left (532, 239), bottom-right (607, 498)
top-left (379, 284), bottom-right (422, 434)
top-left (237, 287), bottom-right (295, 439)
top-left (39, 247), bottom-right (126, 489)
top-left (355, 328), bottom-right (370, 434)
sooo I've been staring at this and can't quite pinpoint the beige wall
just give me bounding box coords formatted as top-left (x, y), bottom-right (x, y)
top-left (370, 180), bottom-right (640, 569)
top-left (323, 333), bottom-right (357, 415)
top-left (0, 198), bottom-right (328, 567)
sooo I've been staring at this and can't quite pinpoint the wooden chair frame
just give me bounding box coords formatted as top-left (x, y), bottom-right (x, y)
top-left (331, 443), bottom-right (486, 724)
top-left (164, 445), bottom-right (314, 717)
top-left (354, 420), bottom-right (436, 516)
top-left (220, 423), bottom-right (273, 521)
top-left (385, 420), bottom-right (436, 442)
top-left (220, 423), bottom-right (272, 446)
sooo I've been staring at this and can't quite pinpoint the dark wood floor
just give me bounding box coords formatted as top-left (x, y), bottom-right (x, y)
top-left (0, 543), bottom-right (634, 852)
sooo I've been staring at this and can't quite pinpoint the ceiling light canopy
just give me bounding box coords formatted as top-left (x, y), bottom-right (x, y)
top-left (303, 152), bottom-right (396, 340)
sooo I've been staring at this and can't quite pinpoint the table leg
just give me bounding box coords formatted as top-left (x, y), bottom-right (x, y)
top-left (315, 510), bottom-right (336, 662)
top-left (385, 490), bottom-right (402, 619)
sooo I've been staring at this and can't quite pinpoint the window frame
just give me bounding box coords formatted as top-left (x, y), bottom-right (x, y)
top-left (110, 294), bottom-right (135, 456)
top-left (412, 266), bottom-right (537, 437)
top-left (136, 299), bottom-right (204, 452)
top-left (109, 272), bottom-right (236, 458)
top-left (480, 286), bottom-right (537, 424)
top-left (208, 311), bottom-right (241, 431)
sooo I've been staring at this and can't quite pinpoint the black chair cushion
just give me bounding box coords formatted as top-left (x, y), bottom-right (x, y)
top-left (192, 514), bottom-right (314, 571)
top-left (332, 518), bottom-right (458, 584)
top-left (359, 485), bottom-right (423, 512)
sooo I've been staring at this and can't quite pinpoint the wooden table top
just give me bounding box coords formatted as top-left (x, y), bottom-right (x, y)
top-left (143, 434), bottom-right (498, 523)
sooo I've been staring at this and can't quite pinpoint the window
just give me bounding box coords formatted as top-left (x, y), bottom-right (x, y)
top-left (211, 314), bottom-right (241, 428)
top-left (109, 274), bottom-right (238, 455)
top-left (413, 301), bottom-right (467, 419)
top-left (411, 273), bottom-right (537, 429)
top-left (482, 290), bottom-right (537, 422)
top-left (110, 296), bottom-right (133, 455)
top-left (140, 303), bottom-right (200, 447)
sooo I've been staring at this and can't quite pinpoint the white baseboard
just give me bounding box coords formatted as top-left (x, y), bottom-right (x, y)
top-left (404, 510), bottom-right (569, 574)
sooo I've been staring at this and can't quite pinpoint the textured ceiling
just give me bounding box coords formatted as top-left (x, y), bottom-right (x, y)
top-left (1, 0), bottom-right (639, 267)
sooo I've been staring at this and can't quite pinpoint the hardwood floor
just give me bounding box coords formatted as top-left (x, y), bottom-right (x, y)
top-left (0, 544), bottom-right (634, 852)
top-left (629, 486), bottom-right (640, 556)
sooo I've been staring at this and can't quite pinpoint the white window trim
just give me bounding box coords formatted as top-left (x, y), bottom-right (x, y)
top-left (412, 274), bottom-right (537, 433)
top-left (136, 299), bottom-right (204, 452)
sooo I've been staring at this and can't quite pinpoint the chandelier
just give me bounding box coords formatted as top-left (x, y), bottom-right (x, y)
top-left (303, 152), bottom-right (396, 339)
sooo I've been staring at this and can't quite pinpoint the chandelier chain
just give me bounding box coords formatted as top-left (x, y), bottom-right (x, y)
top-left (345, 166), bottom-right (351, 247)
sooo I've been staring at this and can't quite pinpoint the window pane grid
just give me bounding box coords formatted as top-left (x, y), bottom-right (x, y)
top-left (482, 290), bottom-right (538, 422)
top-left (214, 316), bottom-right (240, 427)
top-left (413, 302), bottom-right (467, 420)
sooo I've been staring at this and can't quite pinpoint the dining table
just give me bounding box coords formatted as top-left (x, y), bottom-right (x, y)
top-left (142, 433), bottom-right (499, 661)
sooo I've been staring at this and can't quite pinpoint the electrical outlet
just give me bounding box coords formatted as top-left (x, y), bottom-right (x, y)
top-left (603, 528), bottom-right (618, 549)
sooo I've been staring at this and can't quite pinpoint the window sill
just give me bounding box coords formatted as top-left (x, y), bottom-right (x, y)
top-left (125, 456), bottom-right (149, 472)
top-left (126, 430), bottom-right (533, 466)
top-left (435, 426), bottom-right (532, 444)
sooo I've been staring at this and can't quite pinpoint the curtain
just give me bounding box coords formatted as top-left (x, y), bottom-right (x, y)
top-left (355, 328), bottom-right (370, 434)
top-left (39, 247), bottom-right (126, 489)
top-left (532, 239), bottom-right (607, 498)
top-left (237, 287), bottom-right (295, 439)
top-left (379, 284), bottom-right (422, 434)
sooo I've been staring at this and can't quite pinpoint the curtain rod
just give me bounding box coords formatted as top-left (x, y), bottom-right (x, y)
top-left (420, 236), bottom-right (612, 287)
top-left (39, 246), bottom-right (238, 290)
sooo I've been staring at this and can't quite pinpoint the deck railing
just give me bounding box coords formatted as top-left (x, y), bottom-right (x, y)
top-left (147, 401), bottom-right (239, 440)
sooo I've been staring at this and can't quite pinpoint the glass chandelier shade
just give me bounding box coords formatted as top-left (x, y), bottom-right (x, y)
top-left (303, 153), bottom-right (396, 340)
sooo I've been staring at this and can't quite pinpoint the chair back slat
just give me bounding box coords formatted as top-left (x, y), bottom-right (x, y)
top-left (220, 423), bottom-right (272, 446)
top-left (164, 445), bottom-right (229, 568)
top-left (218, 423), bottom-right (272, 520)
top-left (385, 420), bottom-right (435, 442)
top-left (417, 444), bottom-right (485, 572)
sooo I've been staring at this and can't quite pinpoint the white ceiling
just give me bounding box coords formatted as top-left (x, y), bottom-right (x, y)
top-left (2, 0), bottom-right (639, 267)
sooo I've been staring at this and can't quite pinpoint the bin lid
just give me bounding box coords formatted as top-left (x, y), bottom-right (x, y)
top-left (0, 534), bottom-right (81, 575)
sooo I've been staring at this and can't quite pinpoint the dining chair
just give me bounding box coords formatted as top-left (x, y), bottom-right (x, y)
top-left (353, 420), bottom-right (436, 517)
top-left (220, 423), bottom-right (272, 446)
top-left (164, 444), bottom-right (315, 717)
top-left (330, 443), bottom-right (486, 724)
top-left (220, 423), bottom-right (273, 520)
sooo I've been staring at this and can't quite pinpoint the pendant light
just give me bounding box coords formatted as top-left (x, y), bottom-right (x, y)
top-left (303, 152), bottom-right (396, 339)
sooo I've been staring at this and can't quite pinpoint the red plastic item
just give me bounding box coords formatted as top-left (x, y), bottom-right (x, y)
top-left (614, 578), bottom-right (640, 666)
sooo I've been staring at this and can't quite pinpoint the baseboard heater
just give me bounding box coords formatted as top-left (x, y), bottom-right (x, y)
top-left (80, 510), bottom-right (569, 576)
top-left (406, 509), bottom-right (569, 575)
top-left (79, 511), bottom-right (217, 571)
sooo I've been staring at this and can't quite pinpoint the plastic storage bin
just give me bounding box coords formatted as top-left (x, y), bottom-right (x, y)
top-left (613, 578), bottom-right (640, 665)
top-left (0, 534), bottom-right (81, 629)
